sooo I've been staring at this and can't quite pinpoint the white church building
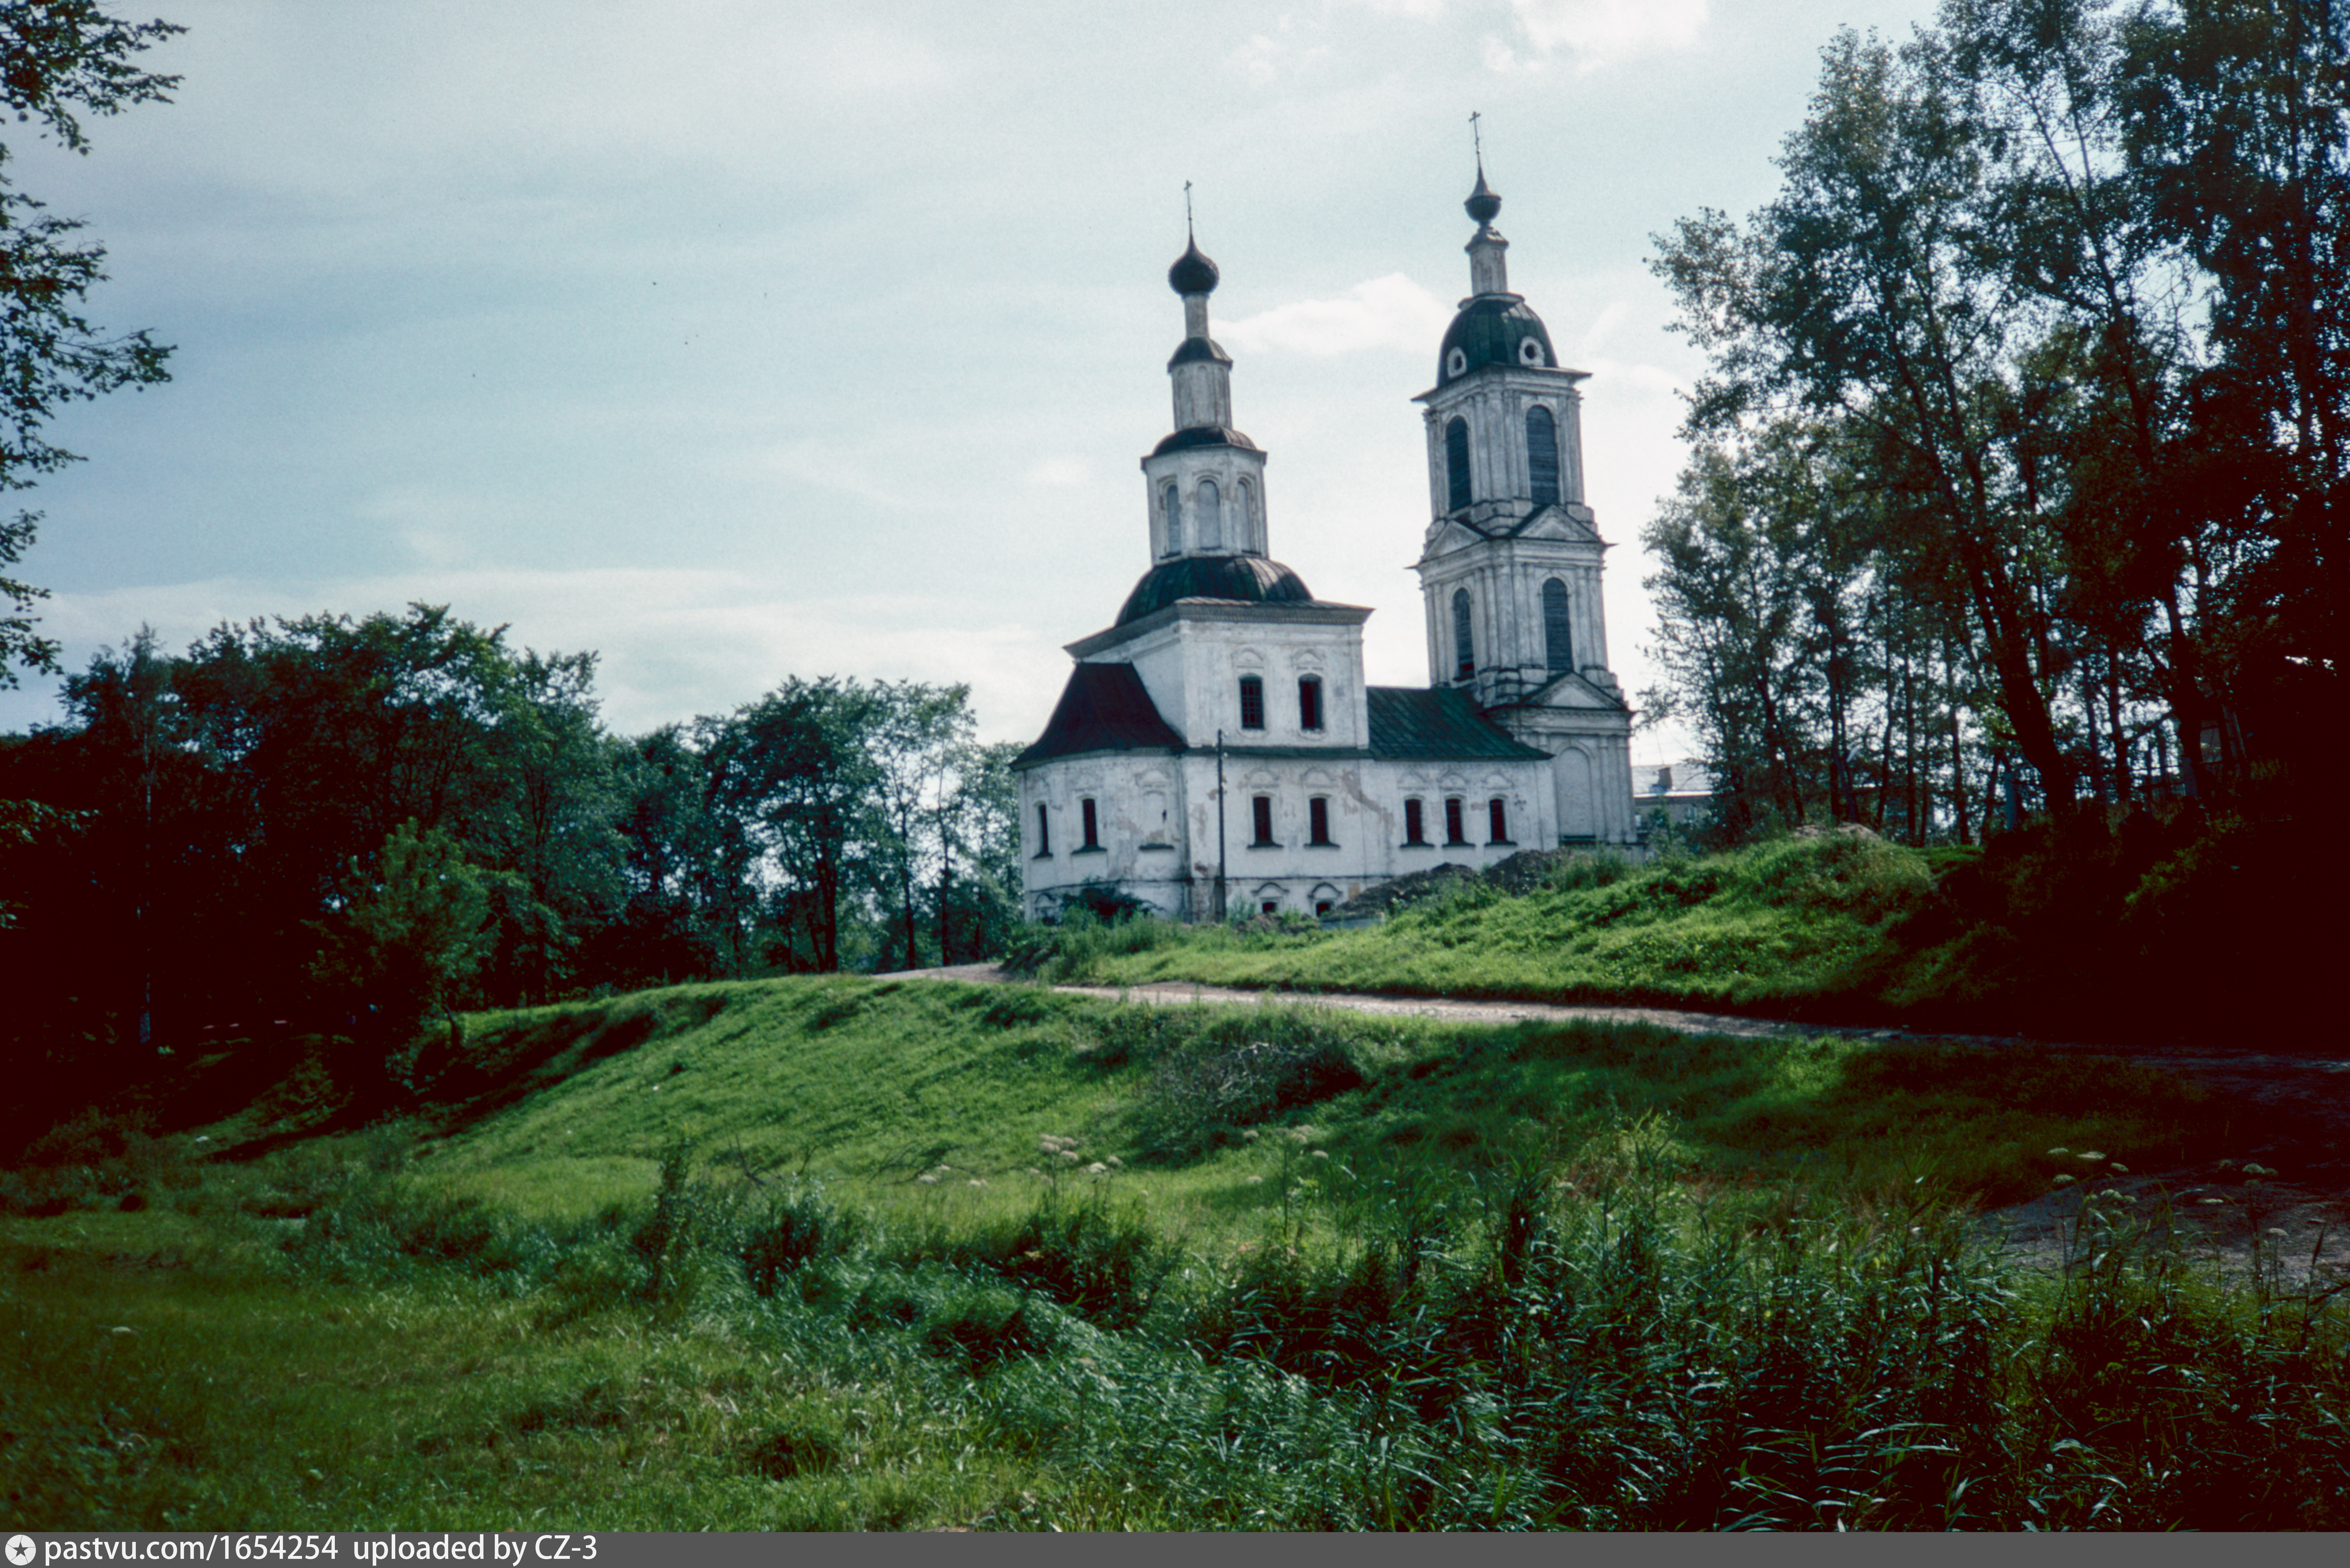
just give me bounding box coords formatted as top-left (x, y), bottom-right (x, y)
top-left (1014, 167), bottom-right (1637, 922)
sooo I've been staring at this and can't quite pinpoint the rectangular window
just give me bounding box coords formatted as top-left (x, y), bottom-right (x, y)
top-left (1444, 797), bottom-right (1467, 845)
top-left (1239, 675), bottom-right (1264, 730)
top-left (1081, 797), bottom-right (1100, 850)
top-left (1403, 798), bottom-right (1426, 845)
top-left (1251, 794), bottom-right (1275, 846)
top-left (1489, 797), bottom-right (1509, 843)
top-left (1298, 676), bottom-right (1323, 732)
top-left (1035, 802), bottom-right (1051, 856)
top-left (1308, 796), bottom-right (1332, 845)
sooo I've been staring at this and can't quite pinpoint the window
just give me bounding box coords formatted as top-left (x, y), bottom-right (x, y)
top-left (1034, 802), bottom-right (1051, 857)
top-left (1314, 900), bottom-right (1333, 917)
top-left (1528, 406), bottom-right (1560, 507)
top-left (1403, 797), bottom-right (1427, 845)
top-left (1543, 577), bottom-right (1573, 675)
top-left (1251, 795), bottom-right (1276, 846)
top-left (1308, 796), bottom-right (1333, 846)
top-left (1239, 674), bottom-right (1264, 730)
top-left (1261, 900), bottom-right (1280, 916)
top-left (1489, 797), bottom-right (1510, 843)
top-left (1452, 588), bottom-right (1474, 680)
top-left (1162, 483), bottom-right (1182, 556)
top-left (1199, 478), bottom-right (1222, 549)
top-left (1080, 797), bottom-right (1100, 850)
top-left (1444, 797), bottom-right (1467, 845)
top-left (1445, 417), bottom-right (1471, 511)
top-left (1298, 675), bottom-right (1323, 732)
top-left (1237, 478), bottom-right (1255, 543)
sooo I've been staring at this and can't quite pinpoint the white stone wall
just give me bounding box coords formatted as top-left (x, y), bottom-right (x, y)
top-left (1022, 740), bottom-right (1556, 922)
top-left (1087, 605), bottom-right (1371, 754)
top-left (1418, 369), bottom-right (1588, 525)
top-left (1140, 446), bottom-right (1269, 558)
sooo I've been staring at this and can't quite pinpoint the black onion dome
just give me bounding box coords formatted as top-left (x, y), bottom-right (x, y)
top-left (1436, 294), bottom-right (1556, 387)
top-left (1465, 166), bottom-right (1502, 227)
top-left (1168, 237), bottom-right (1220, 295)
top-left (1116, 554), bottom-right (1312, 625)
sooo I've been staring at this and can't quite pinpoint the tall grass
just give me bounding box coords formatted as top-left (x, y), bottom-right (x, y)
top-left (3, 975), bottom-right (2331, 1529)
top-left (8, 1113), bottom-right (2343, 1530)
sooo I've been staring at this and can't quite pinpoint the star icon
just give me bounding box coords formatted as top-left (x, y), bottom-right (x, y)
top-left (6, 1534), bottom-right (36, 1566)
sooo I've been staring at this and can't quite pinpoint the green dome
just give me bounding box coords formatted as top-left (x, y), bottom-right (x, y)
top-left (1436, 294), bottom-right (1556, 388)
top-left (1116, 554), bottom-right (1312, 626)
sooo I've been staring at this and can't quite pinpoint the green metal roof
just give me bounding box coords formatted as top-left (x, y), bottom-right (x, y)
top-left (1366, 686), bottom-right (1548, 761)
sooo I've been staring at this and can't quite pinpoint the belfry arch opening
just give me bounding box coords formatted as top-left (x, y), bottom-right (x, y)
top-left (1543, 577), bottom-right (1573, 675)
top-left (1528, 406), bottom-right (1560, 507)
top-left (1445, 418), bottom-right (1471, 512)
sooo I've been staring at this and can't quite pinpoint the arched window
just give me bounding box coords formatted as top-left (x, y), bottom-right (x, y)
top-left (1297, 676), bottom-right (1323, 732)
top-left (1445, 418), bottom-right (1471, 511)
top-left (1543, 577), bottom-right (1573, 675)
top-left (1236, 478), bottom-right (1255, 547)
top-left (1198, 478), bottom-right (1222, 548)
top-left (1162, 483), bottom-right (1181, 555)
top-left (1528, 406), bottom-right (1560, 507)
top-left (1452, 588), bottom-right (1474, 680)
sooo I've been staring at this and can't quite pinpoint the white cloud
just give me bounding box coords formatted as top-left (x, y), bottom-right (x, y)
top-left (1025, 457), bottom-right (1087, 488)
top-left (1507, 0), bottom-right (1709, 70)
top-left (1220, 274), bottom-right (1454, 357)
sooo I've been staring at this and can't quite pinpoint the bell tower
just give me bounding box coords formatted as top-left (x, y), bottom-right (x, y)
top-left (1411, 156), bottom-right (1637, 845)
top-left (1413, 160), bottom-right (1620, 711)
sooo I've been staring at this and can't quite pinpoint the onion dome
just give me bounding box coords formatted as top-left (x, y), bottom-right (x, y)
top-left (1168, 237), bottom-right (1220, 296)
top-left (1465, 166), bottom-right (1502, 228)
top-left (1116, 554), bottom-right (1312, 625)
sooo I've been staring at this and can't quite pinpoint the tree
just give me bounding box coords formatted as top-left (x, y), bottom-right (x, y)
top-left (707, 677), bottom-right (884, 974)
top-left (0, 2), bottom-right (180, 682)
top-left (1656, 25), bottom-right (2086, 815)
top-left (863, 681), bottom-right (973, 972)
top-left (309, 819), bottom-right (500, 1096)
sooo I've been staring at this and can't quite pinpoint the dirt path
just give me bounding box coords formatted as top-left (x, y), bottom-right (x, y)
top-left (883, 963), bottom-right (2350, 1284)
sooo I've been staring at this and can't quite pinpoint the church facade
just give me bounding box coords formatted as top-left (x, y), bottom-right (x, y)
top-left (1013, 170), bottom-right (1637, 923)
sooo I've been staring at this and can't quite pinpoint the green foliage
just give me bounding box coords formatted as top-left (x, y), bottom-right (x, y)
top-left (0, 2), bottom-right (180, 683)
top-left (310, 820), bottom-right (500, 1085)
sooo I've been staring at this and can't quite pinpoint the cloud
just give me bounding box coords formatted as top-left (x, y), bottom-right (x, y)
top-left (1505, 0), bottom-right (1709, 70)
top-left (1220, 274), bottom-right (1454, 357)
top-left (1024, 457), bottom-right (1087, 488)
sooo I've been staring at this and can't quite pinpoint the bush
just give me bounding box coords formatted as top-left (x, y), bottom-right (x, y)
top-left (1132, 1013), bottom-right (1367, 1158)
top-left (738, 1182), bottom-right (856, 1296)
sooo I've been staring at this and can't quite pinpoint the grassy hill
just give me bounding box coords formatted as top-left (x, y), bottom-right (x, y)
top-left (4, 976), bottom-right (2344, 1529)
top-left (1020, 825), bottom-right (2328, 1042)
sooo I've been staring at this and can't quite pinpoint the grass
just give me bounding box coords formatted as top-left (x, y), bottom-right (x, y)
top-left (1023, 833), bottom-right (1950, 1021)
top-left (3, 974), bottom-right (2341, 1529)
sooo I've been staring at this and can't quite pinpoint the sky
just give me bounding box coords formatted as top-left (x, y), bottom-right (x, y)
top-left (0, 0), bottom-right (1944, 751)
